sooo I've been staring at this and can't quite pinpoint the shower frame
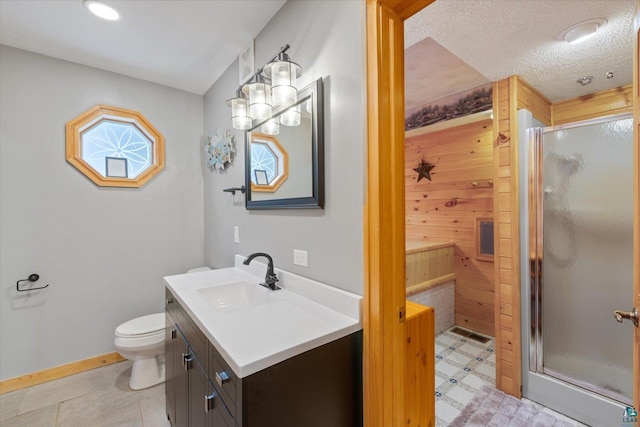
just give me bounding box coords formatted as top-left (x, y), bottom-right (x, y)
top-left (527, 112), bottom-right (634, 406)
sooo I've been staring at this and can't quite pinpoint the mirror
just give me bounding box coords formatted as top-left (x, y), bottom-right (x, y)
top-left (245, 78), bottom-right (324, 209)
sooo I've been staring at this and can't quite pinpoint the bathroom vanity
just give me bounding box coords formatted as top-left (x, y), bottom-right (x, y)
top-left (163, 256), bottom-right (363, 427)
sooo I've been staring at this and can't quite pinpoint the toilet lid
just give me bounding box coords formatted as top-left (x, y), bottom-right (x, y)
top-left (116, 313), bottom-right (165, 337)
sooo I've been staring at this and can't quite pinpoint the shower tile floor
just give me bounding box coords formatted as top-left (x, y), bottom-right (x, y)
top-left (434, 327), bottom-right (497, 426)
top-left (434, 327), bottom-right (585, 427)
top-left (1, 328), bottom-right (586, 427)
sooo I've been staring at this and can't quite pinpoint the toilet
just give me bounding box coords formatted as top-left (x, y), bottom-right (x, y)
top-left (114, 313), bottom-right (166, 390)
top-left (115, 267), bottom-right (210, 390)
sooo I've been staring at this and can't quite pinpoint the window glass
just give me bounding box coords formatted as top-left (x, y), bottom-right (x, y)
top-left (82, 120), bottom-right (152, 179)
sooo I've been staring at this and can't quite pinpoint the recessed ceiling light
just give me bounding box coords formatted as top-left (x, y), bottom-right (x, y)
top-left (558, 19), bottom-right (607, 44)
top-left (83, 0), bottom-right (120, 21)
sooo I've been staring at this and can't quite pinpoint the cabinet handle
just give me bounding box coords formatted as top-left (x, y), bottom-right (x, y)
top-left (182, 352), bottom-right (193, 372)
top-left (204, 392), bottom-right (216, 413)
top-left (171, 329), bottom-right (176, 339)
top-left (215, 371), bottom-right (230, 387)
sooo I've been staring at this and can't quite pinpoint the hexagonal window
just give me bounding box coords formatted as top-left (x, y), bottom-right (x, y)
top-left (249, 133), bottom-right (288, 192)
top-left (66, 105), bottom-right (165, 187)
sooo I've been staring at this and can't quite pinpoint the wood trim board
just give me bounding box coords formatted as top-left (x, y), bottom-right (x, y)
top-left (0, 352), bottom-right (125, 395)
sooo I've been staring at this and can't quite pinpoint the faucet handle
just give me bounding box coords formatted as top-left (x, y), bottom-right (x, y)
top-left (264, 273), bottom-right (280, 290)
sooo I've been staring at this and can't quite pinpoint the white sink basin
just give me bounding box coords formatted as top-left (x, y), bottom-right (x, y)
top-left (196, 282), bottom-right (270, 313)
top-left (164, 255), bottom-right (362, 377)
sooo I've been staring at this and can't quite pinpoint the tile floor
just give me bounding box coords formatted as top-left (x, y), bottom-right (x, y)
top-left (434, 327), bottom-right (497, 426)
top-left (0, 361), bottom-right (168, 427)
top-left (1, 328), bottom-right (585, 427)
top-left (434, 327), bottom-right (585, 427)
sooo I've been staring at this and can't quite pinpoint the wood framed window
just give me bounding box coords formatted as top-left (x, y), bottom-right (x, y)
top-left (66, 105), bottom-right (165, 188)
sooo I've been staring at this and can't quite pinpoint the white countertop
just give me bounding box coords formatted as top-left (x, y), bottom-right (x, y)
top-left (163, 255), bottom-right (362, 378)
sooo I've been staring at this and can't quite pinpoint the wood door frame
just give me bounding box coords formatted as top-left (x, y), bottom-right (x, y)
top-left (364, 1), bottom-right (434, 426)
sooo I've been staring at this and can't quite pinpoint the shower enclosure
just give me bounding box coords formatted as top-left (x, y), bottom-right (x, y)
top-left (522, 112), bottom-right (636, 426)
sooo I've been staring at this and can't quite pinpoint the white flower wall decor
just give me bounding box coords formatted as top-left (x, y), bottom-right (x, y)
top-left (205, 129), bottom-right (235, 170)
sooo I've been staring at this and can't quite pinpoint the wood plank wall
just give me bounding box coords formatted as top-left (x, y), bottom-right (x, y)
top-left (405, 118), bottom-right (495, 337)
top-left (491, 76), bottom-right (523, 397)
top-left (552, 85), bottom-right (633, 125)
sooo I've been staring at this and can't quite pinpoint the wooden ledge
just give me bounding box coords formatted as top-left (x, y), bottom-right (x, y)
top-left (406, 273), bottom-right (456, 296)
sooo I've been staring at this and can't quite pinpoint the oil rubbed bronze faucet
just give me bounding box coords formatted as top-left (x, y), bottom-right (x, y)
top-left (242, 252), bottom-right (280, 290)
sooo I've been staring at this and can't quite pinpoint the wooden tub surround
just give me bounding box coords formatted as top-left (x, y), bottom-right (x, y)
top-left (406, 240), bottom-right (454, 296)
top-left (406, 240), bottom-right (455, 334)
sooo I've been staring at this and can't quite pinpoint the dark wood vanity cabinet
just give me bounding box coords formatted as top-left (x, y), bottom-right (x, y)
top-left (166, 290), bottom-right (234, 427)
top-left (166, 288), bottom-right (362, 427)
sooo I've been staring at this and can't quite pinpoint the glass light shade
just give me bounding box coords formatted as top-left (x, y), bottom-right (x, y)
top-left (227, 97), bottom-right (252, 130)
top-left (268, 59), bottom-right (301, 107)
top-left (232, 116), bottom-right (252, 130)
top-left (280, 105), bottom-right (301, 127)
top-left (565, 22), bottom-right (599, 44)
top-left (261, 118), bottom-right (280, 135)
top-left (248, 82), bottom-right (272, 121)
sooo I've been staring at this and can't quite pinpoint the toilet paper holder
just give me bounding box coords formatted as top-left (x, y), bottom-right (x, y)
top-left (16, 273), bottom-right (49, 292)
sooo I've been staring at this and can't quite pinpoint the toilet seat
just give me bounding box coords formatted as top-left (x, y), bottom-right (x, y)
top-left (115, 313), bottom-right (165, 337)
top-left (115, 331), bottom-right (164, 349)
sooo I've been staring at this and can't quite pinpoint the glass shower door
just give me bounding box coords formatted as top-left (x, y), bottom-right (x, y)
top-left (529, 114), bottom-right (635, 407)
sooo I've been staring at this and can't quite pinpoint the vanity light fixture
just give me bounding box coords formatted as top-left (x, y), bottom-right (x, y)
top-left (83, 0), bottom-right (120, 21)
top-left (226, 44), bottom-right (303, 134)
top-left (264, 51), bottom-right (302, 108)
top-left (226, 88), bottom-right (252, 130)
top-left (559, 18), bottom-right (607, 44)
top-left (246, 74), bottom-right (273, 122)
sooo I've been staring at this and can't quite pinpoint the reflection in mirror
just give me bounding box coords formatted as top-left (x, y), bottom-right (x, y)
top-left (250, 133), bottom-right (288, 192)
top-left (245, 78), bottom-right (324, 209)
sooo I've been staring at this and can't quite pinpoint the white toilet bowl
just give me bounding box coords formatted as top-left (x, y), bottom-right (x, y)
top-left (114, 313), bottom-right (166, 390)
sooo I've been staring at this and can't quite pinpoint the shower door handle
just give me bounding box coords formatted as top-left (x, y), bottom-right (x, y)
top-left (613, 307), bottom-right (638, 327)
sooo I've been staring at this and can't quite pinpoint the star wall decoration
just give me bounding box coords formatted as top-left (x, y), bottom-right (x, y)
top-left (413, 159), bottom-right (435, 182)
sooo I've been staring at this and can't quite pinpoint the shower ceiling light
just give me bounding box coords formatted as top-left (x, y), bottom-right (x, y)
top-left (558, 19), bottom-right (607, 44)
top-left (83, 0), bottom-right (120, 21)
top-left (576, 76), bottom-right (593, 86)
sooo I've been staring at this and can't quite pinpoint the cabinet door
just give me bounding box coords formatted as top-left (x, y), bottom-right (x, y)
top-left (205, 379), bottom-right (236, 427)
top-left (175, 328), bottom-right (190, 427)
top-left (188, 356), bottom-right (207, 427)
top-left (165, 311), bottom-right (177, 425)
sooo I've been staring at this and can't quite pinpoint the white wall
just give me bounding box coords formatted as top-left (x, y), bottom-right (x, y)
top-left (202, 0), bottom-right (366, 294)
top-left (0, 46), bottom-right (205, 380)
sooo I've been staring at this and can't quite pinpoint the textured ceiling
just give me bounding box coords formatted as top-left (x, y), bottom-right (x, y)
top-left (0, 0), bottom-right (634, 101)
top-left (405, 0), bottom-right (635, 103)
top-left (0, 0), bottom-right (286, 95)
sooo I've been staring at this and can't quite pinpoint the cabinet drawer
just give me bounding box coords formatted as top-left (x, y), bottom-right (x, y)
top-left (207, 340), bottom-right (238, 417)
